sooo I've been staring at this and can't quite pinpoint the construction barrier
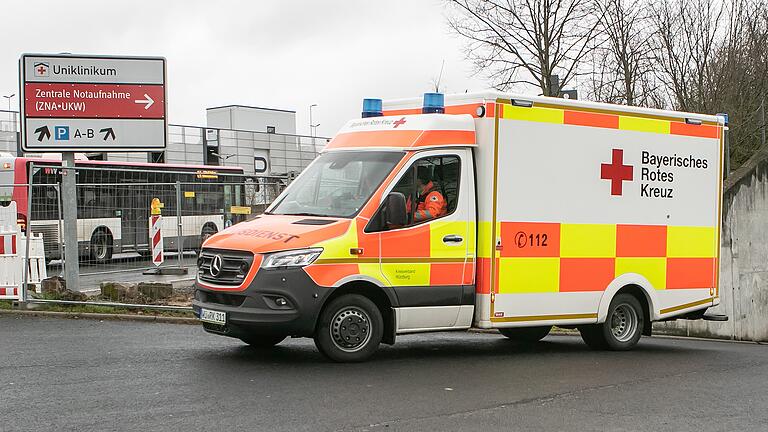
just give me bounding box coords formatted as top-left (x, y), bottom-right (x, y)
top-left (0, 201), bottom-right (46, 300)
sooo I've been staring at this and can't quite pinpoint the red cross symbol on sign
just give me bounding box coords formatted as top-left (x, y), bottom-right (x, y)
top-left (393, 117), bottom-right (407, 128)
top-left (601, 149), bottom-right (633, 196)
top-left (37, 65), bottom-right (46, 75)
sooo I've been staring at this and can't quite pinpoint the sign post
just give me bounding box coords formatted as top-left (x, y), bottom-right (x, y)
top-left (20, 53), bottom-right (167, 292)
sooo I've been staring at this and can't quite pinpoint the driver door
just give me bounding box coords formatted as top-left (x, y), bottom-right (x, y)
top-left (374, 149), bottom-right (476, 332)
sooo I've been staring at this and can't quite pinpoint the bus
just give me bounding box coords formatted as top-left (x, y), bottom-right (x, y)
top-left (0, 155), bottom-right (247, 263)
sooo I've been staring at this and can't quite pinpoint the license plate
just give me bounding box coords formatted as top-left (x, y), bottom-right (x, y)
top-left (200, 308), bottom-right (226, 325)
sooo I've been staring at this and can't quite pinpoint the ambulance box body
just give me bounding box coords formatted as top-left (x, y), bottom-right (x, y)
top-left (193, 91), bottom-right (725, 362)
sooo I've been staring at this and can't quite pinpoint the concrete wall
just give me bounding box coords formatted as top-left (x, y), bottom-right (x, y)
top-left (655, 145), bottom-right (768, 341)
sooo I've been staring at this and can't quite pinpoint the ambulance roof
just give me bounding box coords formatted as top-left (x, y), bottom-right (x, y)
top-left (382, 91), bottom-right (725, 125)
top-left (324, 113), bottom-right (476, 152)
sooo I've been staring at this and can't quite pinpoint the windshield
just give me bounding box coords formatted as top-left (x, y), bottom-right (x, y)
top-left (269, 151), bottom-right (404, 218)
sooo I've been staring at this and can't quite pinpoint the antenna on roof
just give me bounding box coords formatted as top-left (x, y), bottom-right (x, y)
top-left (431, 60), bottom-right (445, 93)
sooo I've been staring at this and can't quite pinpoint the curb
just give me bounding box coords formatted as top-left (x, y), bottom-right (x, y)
top-left (0, 309), bottom-right (198, 325)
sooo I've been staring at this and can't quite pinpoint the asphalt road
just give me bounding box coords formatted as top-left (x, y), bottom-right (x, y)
top-left (1, 315), bottom-right (767, 432)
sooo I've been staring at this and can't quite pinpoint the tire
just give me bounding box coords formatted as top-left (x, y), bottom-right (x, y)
top-left (200, 225), bottom-right (217, 249)
top-left (578, 325), bottom-right (608, 350)
top-left (498, 325), bottom-right (552, 343)
top-left (89, 230), bottom-right (113, 263)
top-left (314, 294), bottom-right (383, 362)
top-left (240, 335), bottom-right (286, 348)
top-left (580, 293), bottom-right (644, 351)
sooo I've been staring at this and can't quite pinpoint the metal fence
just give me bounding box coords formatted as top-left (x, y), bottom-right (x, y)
top-left (0, 109), bottom-right (330, 178)
top-left (0, 163), bottom-right (289, 309)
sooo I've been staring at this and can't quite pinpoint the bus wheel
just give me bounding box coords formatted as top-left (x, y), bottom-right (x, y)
top-left (200, 225), bottom-right (217, 248)
top-left (498, 325), bottom-right (552, 343)
top-left (240, 335), bottom-right (286, 348)
top-left (580, 293), bottom-right (644, 351)
top-left (90, 230), bottom-right (113, 263)
top-left (314, 294), bottom-right (383, 362)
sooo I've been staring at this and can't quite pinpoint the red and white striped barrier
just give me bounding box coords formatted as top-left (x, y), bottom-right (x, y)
top-left (0, 202), bottom-right (47, 300)
top-left (0, 232), bottom-right (16, 255)
top-left (0, 226), bottom-right (21, 300)
top-left (150, 214), bottom-right (163, 266)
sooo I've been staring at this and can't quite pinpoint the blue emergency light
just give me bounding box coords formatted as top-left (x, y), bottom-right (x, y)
top-left (422, 92), bottom-right (445, 114)
top-left (362, 98), bottom-right (383, 118)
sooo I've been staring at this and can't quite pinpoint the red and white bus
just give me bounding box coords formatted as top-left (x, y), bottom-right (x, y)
top-left (0, 154), bottom-right (247, 262)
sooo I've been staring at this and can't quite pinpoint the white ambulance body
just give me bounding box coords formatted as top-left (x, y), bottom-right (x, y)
top-left (195, 91), bottom-right (725, 361)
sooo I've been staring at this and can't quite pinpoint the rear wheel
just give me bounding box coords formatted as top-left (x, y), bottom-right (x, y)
top-left (314, 294), bottom-right (383, 362)
top-left (580, 293), bottom-right (644, 351)
top-left (498, 325), bottom-right (552, 343)
top-left (89, 230), bottom-right (113, 263)
top-left (240, 335), bottom-right (286, 348)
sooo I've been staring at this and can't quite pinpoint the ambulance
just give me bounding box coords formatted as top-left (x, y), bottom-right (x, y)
top-left (193, 91), bottom-right (726, 362)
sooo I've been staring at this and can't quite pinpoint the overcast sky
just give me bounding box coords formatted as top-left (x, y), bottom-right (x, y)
top-left (0, 0), bottom-right (490, 137)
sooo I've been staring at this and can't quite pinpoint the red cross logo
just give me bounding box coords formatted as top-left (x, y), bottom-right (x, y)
top-left (601, 149), bottom-right (633, 196)
top-left (393, 117), bottom-right (407, 128)
top-left (34, 62), bottom-right (48, 77)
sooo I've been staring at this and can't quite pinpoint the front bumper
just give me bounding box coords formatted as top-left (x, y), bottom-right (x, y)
top-left (193, 266), bottom-right (330, 339)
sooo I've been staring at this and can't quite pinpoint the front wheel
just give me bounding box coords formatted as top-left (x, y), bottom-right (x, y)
top-left (498, 325), bottom-right (552, 343)
top-left (580, 293), bottom-right (644, 351)
top-left (314, 294), bottom-right (383, 362)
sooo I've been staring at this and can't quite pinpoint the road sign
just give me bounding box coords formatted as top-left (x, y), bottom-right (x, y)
top-left (19, 54), bottom-right (167, 152)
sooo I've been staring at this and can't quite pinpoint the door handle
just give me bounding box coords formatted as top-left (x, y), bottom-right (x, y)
top-left (442, 235), bottom-right (463, 244)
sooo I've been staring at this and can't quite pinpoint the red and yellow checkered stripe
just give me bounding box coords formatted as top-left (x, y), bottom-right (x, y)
top-left (490, 222), bottom-right (718, 294)
top-left (305, 219), bottom-right (474, 288)
top-left (499, 103), bottom-right (720, 139)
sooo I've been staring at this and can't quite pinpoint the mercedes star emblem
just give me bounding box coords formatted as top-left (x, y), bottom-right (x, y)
top-left (210, 254), bottom-right (223, 277)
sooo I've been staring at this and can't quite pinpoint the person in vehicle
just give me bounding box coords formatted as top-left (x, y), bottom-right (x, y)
top-left (412, 166), bottom-right (447, 222)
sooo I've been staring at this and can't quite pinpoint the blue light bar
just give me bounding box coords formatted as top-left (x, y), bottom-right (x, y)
top-left (422, 92), bottom-right (445, 114)
top-left (362, 98), bottom-right (383, 118)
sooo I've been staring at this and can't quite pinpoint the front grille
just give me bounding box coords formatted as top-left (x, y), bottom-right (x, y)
top-left (202, 322), bottom-right (228, 334)
top-left (198, 248), bottom-right (255, 286)
top-left (197, 290), bottom-right (247, 307)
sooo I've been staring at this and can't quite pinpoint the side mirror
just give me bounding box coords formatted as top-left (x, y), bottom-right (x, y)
top-left (383, 192), bottom-right (407, 227)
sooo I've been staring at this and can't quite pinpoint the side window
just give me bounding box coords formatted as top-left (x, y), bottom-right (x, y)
top-left (370, 154), bottom-right (460, 231)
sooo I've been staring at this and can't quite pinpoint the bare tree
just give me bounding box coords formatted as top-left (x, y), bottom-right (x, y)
top-left (648, 0), bottom-right (724, 112)
top-left (447, 0), bottom-right (602, 96)
top-left (586, 0), bottom-right (659, 106)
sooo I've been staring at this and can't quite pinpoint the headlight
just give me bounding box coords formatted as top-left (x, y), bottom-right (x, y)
top-left (262, 248), bottom-right (323, 269)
